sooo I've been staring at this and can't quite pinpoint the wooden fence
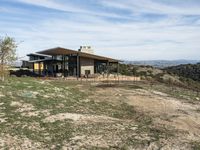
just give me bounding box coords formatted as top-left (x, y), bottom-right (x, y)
top-left (63, 75), bottom-right (141, 82)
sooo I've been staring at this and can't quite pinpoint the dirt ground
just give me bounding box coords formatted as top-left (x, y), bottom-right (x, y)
top-left (88, 84), bottom-right (200, 149)
top-left (0, 78), bottom-right (200, 149)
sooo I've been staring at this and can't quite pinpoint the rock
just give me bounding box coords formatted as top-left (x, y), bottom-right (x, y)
top-left (147, 142), bottom-right (160, 150)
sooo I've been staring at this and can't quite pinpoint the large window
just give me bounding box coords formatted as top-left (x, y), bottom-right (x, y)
top-left (53, 55), bottom-right (62, 60)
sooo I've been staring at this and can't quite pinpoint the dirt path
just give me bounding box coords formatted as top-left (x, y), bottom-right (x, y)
top-left (89, 85), bottom-right (200, 148)
top-left (96, 87), bottom-right (200, 144)
top-left (1, 78), bottom-right (200, 149)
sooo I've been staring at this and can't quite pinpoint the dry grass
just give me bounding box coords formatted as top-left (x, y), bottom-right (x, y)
top-left (0, 77), bottom-right (199, 149)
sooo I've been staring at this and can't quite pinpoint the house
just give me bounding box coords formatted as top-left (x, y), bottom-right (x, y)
top-left (23, 46), bottom-right (120, 77)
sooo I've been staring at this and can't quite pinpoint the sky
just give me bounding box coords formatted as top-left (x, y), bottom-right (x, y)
top-left (0, 0), bottom-right (200, 60)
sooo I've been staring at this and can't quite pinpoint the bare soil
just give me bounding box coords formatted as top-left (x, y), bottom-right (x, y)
top-left (0, 78), bottom-right (200, 149)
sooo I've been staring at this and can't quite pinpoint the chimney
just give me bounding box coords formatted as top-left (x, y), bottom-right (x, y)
top-left (78, 46), bottom-right (94, 54)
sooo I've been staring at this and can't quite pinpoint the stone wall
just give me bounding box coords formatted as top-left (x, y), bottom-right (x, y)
top-left (80, 57), bottom-right (94, 75)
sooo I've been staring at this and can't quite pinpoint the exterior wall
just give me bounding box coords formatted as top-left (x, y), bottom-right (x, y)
top-left (80, 57), bottom-right (94, 75)
top-left (22, 61), bottom-right (33, 69)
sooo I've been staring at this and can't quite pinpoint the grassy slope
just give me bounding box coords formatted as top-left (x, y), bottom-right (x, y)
top-left (0, 78), bottom-right (142, 149)
top-left (0, 77), bottom-right (199, 149)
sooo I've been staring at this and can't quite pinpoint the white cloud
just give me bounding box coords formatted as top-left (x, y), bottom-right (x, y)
top-left (100, 0), bottom-right (200, 15)
top-left (7, 14), bottom-right (199, 60)
top-left (16, 0), bottom-right (81, 12)
top-left (1, 0), bottom-right (200, 60)
top-left (14, 0), bottom-right (126, 19)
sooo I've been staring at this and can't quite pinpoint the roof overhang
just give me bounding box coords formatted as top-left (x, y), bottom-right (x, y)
top-left (27, 53), bottom-right (51, 57)
top-left (37, 47), bottom-right (120, 63)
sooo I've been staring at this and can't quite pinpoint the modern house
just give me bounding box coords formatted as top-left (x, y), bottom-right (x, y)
top-left (23, 46), bottom-right (120, 77)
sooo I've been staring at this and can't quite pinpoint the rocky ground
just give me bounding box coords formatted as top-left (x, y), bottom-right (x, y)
top-left (0, 77), bottom-right (200, 149)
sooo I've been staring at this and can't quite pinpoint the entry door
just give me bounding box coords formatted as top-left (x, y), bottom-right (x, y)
top-left (85, 70), bottom-right (91, 78)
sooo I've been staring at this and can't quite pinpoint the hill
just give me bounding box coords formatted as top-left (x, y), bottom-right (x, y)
top-left (0, 77), bottom-right (200, 149)
top-left (124, 60), bottom-right (199, 68)
top-left (118, 63), bottom-right (200, 91)
top-left (165, 63), bottom-right (200, 82)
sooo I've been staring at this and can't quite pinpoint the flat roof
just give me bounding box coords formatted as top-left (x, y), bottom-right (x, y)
top-left (27, 58), bottom-right (53, 63)
top-left (37, 47), bottom-right (120, 63)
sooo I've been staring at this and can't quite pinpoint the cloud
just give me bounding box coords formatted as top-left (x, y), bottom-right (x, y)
top-left (15, 0), bottom-right (84, 13)
top-left (100, 0), bottom-right (200, 15)
top-left (14, 0), bottom-right (127, 19)
top-left (7, 15), bottom-right (199, 60)
top-left (1, 0), bottom-right (200, 60)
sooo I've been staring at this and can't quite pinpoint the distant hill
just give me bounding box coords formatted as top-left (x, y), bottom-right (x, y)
top-left (124, 60), bottom-right (200, 68)
top-left (164, 63), bottom-right (200, 82)
top-left (118, 63), bottom-right (200, 90)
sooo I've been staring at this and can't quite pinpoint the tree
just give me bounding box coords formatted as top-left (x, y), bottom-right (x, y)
top-left (0, 36), bottom-right (17, 81)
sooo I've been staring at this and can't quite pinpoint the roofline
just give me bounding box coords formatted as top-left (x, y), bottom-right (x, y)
top-left (37, 47), bottom-right (77, 54)
top-left (36, 47), bottom-right (120, 62)
top-left (27, 58), bottom-right (54, 63)
top-left (27, 53), bottom-right (51, 57)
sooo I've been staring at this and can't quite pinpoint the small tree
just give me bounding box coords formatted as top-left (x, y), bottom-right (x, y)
top-left (0, 36), bottom-right (17, 81)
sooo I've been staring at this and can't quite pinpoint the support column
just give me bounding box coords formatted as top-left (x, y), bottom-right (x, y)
top-left (33, 63), bottom-right (34, 73)
top-left (107, 60), bottom-right (110, 78)
top-left (62, 55), bottom-right (64, 77)
top-left (43, 62), bottom-right (46, 76)
top-left (51, 56), bottom-right (54, 77)
top-left (39, 62), bottom-right (41, 75)
top-left (117, 62), bottom-right (119, 75)
top-left (63, 55), bottom-right (66, 77)
top-left (117, 62), bottom-right (119, 82)
top-left (77, 53), bottom-right (80, 79)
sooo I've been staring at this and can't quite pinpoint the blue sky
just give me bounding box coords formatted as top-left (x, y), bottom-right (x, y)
top-left (0, 0), bottom-right (200, 60)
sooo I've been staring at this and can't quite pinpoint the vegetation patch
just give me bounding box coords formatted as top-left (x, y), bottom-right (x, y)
top-left (0, 77), bottom-right (199, 149)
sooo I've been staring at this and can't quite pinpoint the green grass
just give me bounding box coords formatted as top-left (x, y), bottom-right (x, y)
top-left (130, 81), bottom-right (200, 103)
top-left (0, 77), bottom-right (188, 149)
top-left (191, 141), bottom-right (200, 150)
top-left (0, 77), bottom-right (137, 148)
top-left (0, 77), bottom-right (86, 148)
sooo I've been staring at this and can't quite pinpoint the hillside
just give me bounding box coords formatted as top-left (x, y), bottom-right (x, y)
top-left (119, 63), bottom-right (200, 91)
top-left (0, 77), bottom-right (200, 149)
top-left (165, 63), bottom-right (200, 82)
